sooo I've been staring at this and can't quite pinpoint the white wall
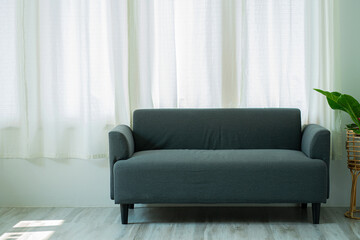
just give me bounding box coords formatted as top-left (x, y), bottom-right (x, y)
top-left (0, 0), bottom-right (359, 208)
top-left (0, 158), bottom-right (113, 207)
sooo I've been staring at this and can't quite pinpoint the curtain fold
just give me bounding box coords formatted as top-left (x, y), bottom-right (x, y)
top-left (0, 0), bottom-right (336, 159)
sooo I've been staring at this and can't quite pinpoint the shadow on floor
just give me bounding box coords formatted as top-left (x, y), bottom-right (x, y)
top-left (127, 206), bottom-right (330, 224)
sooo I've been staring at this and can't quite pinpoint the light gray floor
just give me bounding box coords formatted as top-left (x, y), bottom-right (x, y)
top-left (0, 206), bottom-right (359, 240)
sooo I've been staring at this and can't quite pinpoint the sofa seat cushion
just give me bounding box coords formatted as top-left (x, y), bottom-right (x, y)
top-left (113, 149), bottom-right (327, 204)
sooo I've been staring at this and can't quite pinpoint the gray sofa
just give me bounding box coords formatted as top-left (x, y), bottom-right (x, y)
top-left (109, 108), bottom-right (330, 224)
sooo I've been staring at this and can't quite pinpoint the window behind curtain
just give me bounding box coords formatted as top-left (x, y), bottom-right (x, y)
top-left (0, 0), bottom-right (333, 159)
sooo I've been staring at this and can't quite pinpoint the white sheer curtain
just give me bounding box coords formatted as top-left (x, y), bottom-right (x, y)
top-left (0, 0), bottom-right (334, 159)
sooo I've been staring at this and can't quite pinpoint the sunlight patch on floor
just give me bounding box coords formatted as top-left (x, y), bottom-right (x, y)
top-left (0, 220), bottom-right (64, 240)
top-left (0, 231), bottom-right (54, 240)
top-left (13, 220), bottom-right (64, 228)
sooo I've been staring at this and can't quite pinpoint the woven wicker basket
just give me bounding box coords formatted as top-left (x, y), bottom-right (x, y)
top-left (347, 130), bottom-right (360, 170)
top-left (345, 129), bottom-right (360, 219)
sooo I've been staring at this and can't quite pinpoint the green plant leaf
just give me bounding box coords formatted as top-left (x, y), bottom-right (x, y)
top-left (338, 94), bottom-right (360, 117)
top-left (314, 89), bottom-right (360, 131)
top-left (354, 129), bottom-right (360, 135)
top-left (346, 123), bottom-right (358, 129)
top-left (337, 94), bottom-right (360, 127)
top-left (313, 89), bottom-right (346, 111)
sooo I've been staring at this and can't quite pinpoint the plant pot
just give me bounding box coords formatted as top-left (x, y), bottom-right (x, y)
top-left (345, 129), bottom-right (360, 219)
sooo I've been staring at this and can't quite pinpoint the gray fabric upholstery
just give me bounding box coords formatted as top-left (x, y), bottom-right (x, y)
top-left (109, 125), bottom-right (134, 200)
top-left (109, 108), bottom-right (330, 207)
top-left (301, 124), bottom-right (331, 197)
top-left (133, 108), bottom-right (302, 151)
top-left (113, 149), bottom-right (327, 204)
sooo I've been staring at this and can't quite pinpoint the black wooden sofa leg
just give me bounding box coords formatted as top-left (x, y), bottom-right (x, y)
top-left (301, 203), bottom-right (307, 209)
top-left (312, 203), bottom-right (321, 224)
top-left (129, 204), bottom-right (134, 209)
top-left (120, 204), bottom-right (129, 224)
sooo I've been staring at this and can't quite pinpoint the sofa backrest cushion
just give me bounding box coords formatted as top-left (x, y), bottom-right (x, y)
top-left (133, 108), bottom-right (301, 151)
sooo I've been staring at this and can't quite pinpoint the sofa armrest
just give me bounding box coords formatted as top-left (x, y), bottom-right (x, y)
top-left (109, 124), bottom-right (134, 200)
top-left (302, 124), bottom-right (330, 198)
top-left (301, 124), bottom-right (330, 164)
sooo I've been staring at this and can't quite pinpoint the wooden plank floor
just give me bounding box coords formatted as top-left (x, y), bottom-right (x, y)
top-left (0, 207), bottom-right (359, 240)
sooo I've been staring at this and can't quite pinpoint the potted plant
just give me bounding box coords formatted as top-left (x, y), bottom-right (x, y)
top-left (314, 88), bottom-right (360, 219)
top-left (314, 89), bottom-right (360, 134)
